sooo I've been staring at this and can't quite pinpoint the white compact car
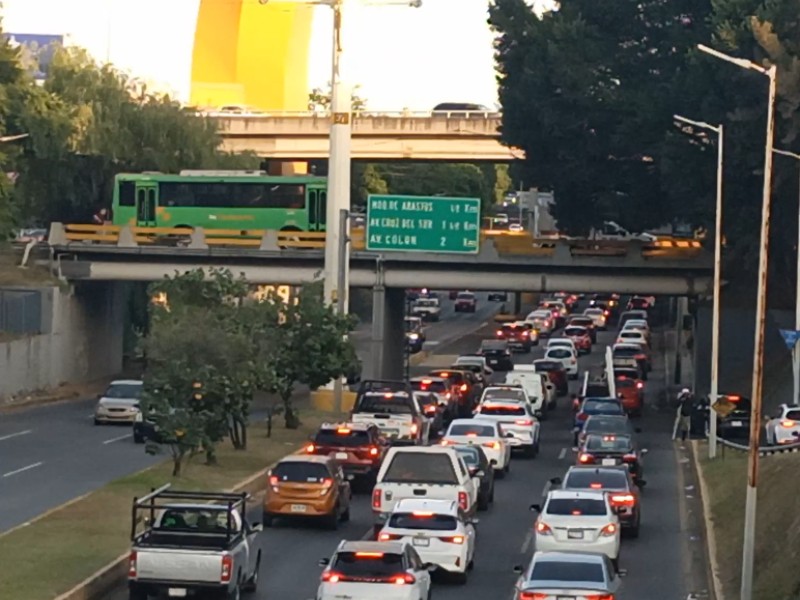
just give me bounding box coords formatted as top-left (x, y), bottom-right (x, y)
top-left (764, 404), bottom-right (800, 445)
top-left (525, 310), bottom-right (555, 337)
top-left (616, 330), bottom-right (649, 347)
top-left (94, 380), bottom-right (143, 425)
top-left (544, 346), bottom-right (579, 379)
top-left (441, 419), bottom-right (512, 475)
top-left (531, 490), bottom-right (621, 566)
top-left (317, 540), bottom-right (434, 600)
top-left (474, 400), bottom-right (540, 457)
top-left (378, 499), bottom-right (477, 583)
top-left (583, 307), bottom-right (608, 330)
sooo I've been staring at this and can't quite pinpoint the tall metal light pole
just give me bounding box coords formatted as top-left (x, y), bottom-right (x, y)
top-left (773, 148), bottom-right (800, 406)
top-left (698, 44), bottom-right (777, 600)
top-left (674, 114), bottom-right (724, 459)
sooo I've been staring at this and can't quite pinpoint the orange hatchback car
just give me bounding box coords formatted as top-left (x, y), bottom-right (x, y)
top-left (263, 455), bottom-right (352, 529)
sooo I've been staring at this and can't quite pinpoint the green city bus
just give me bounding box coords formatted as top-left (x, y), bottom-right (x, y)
top-left (111, 171), bottom-right (328, 232)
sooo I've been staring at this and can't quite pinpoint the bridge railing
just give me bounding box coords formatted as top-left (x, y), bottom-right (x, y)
top-left (48, 224), bottom-right (703, 259)
top-left (202, 110), bottom-right (502, 120)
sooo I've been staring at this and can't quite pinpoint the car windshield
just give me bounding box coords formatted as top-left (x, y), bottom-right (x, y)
top-left (585, 309), bottom-right (603, 315)
top-left (615, 378), bottom-right (636, 389)
top-left (478, 404), bottom-right (526, 416)
top-left (416, 299), bottom-right (437, 307)
top-left (387, 513), bottom-right (458, 531)
top-left (448, 423), bottom-right (496, 437)
top-left (564, 327), bottom-right (586, 336)
top-left (530, 561), bottom-right (605, 583)
top-left (585, 435), bottom-right (633, 452)
top-left (355, 393), bottom-right (414, 415)
top-left (410, 380), bottom-right (448, 394)
top-left (457, 293), bottom-right (474, 300)
top-left (314, 429), bottom-right (371, 447)
top-left (546, 498), bottom-right (607, 516)
top-left (564, 469), bottom-right (629, 490)
top-left (383, 453), bottom-right (457, 484)
top-left (333, 552), bottom-right (404, 577)
top-left (454, 447), bottom-right (480, 466)
top-left (405, 319), bottom-right (421, 332)
top-left (104, 383), bottom-right (142, 399)
top-left (584, 417), bottom-right (630, 435)
top-left (433, 371), bottom-right (464, 384)
top-left (534, 361), bottom-right (562, 372)
top-left (547, 348), bottom-right (572, 359)
top-left (483, 388), bottom-right (526, 402)
top-left (272, 461), bottom-right (330, 483)
top-left (613, 347), bottom-right (640, 357)
top-left (583, 400), bottom-right (624, 415)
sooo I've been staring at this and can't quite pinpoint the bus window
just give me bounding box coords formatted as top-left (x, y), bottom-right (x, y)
top-left (319, 191), bottom-right (327, 229)
top-left (118, 181), bottom-right (135, 206)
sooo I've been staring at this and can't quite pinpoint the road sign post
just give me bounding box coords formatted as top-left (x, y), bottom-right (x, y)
top-left (366, 194), bottom-right (481, 253)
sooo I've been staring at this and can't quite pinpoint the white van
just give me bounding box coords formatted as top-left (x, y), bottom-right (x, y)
top-left (504, 367), bottom-right (550, 416)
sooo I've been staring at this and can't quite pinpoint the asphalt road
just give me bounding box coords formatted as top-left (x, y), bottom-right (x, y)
top-left (105, 301), bottom-right (710, 600)
top-left (0, 293), bottom-right (500, 535)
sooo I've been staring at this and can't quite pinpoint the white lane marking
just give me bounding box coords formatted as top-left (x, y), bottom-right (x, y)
top-left (0, 429), bottom-right (32, 442)
top-left (424, 341), bottom-right (441, 346)
top-left (558, 447), bottom-right (567, 460)
top-left (519, 530), bottom-right (533, 554)
top-left (3, 461), bottom-right (43, 478)
top-left (103, 433), bottom-right (133, 445)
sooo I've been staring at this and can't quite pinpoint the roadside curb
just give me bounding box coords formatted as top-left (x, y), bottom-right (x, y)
top-left (52, 447), bottom-right (302, 600)
top-left (690, 440), bottom-right (725, 600)
top-left (0, 379), bottom-right (111, 415)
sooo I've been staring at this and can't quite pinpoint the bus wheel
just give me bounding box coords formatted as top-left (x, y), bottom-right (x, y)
top-left (279, 227), bottom-right (303, 250)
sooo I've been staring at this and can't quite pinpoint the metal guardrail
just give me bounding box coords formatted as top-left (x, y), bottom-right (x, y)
top-left (49, 223), bottom-right (705, 259)
top-left (201, 110), bottom-right (502, 120)
top-left (716, 436), bottom-right (800, 456)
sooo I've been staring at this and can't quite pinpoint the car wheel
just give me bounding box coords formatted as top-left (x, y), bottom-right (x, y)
top-left (133, 433), bottom-right (145, 444)
top-left (452, 571), bottom-right (468, 585)
top-left (244, 553), bottom-right (261, 592)
top-left (341, 502), bottom-right (351, 522)
top-left (477, 491), bottom-right (489, 511)
top-left (629, 521), bottom-right (640, 538)
top-left (495, 467), bottom-right (505, 480)
top-left (503, 461), bottom-right (510, 474)
top-left (128, 588), bottom-right (147, 600)
top-left (93, 418), bottom-right (101, 426)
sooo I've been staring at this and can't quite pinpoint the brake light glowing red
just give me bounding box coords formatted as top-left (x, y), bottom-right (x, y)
top-left (610, 493), bottom-right (636, 505)
top-left (269, 475), bottom-right (279, 486)
top-left (623, 453), bottom-right (638, 463)
top-left (378, 532), bottom-right (400, 541)
top-left (392, 573), bottom-right (416, 585)
top-left (589, 483), bottom-right (602, 489)
top-left (483, 441), bottom-right (500, 450)
top-left (128, 551), bottom-right (137, 578)
top-left (368, 446), bottom-right (379, 456)
top-left (458, 491), bottom-right (468, 511)
top-left (441, 535), bottom-right (465, 544)
top-left (600, 523), bottom-right (618, 536)
top-left (220, 554), bottom-right (233, 583)
top-left (636, 381), bottom-right (644, 389)
top-left (321, 570), bottom-right (342, 583)
top-left (579, 453), bottom-right (593, 463)
top-left (535, 520), bottom-right (552, 535)
top-left (515, 419), bottom-right (533, 426)
top-left (305, 443), bottom-right (315, 453)
top-left (372, 488), bottom-right (382, 510)
top-left (519, 592), bottom-right (547, 600)
top-left (460, 383), bottom-right (468, 392)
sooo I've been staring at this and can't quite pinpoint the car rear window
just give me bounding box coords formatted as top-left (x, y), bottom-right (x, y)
top-left (478, 404), bottom-right (526, 416)
top-left (333, 552), bottom-right (404, 576)
top-left (457, 293), bottom-right (475, 300)
top-left (433, 371), bottom-right (464, 384)
top-left (619, 332), bottom-right (642, 339)
top-left (585, 435), bottom-right (632, 452)
top-left (483, 388), bottom-right (526, 402)
top-left (482, 348), bottom-right (508, 357)
top-left (355, 393), bottom-right (414, 414)
top-left (564, 470), bottom-right (629, 489)
top-left (547, 348), bottom-right (571, 359)
top-left (454, 447), bottom-right (480, 466)
top-left (449, 423), bottom-right (496, 437)
top-left (383, 452), bottom-right (458, 484)
top-left (583, 400), bottom-right (624, 415)
top-left (534, 361), bottom-right (562, 372)
top-left (530, 560), bottom-right (605, 583)
top-left (615, 378), bottom-right (636, 388)
top-left (585, 309), bottom-right (603, 315)
top-left (546, 498), bottom-right (607, 516)
top-left (564, 327), bottom-right (586, 336)
top-left (614, 369), bottom-right (639, 379)
top-left (104, 383), bottom-right (142, 399)
top-left (613, 347), bottom-right (640, 357)
top-left (314, 429), bottom-right (371, 447)
top-left (584, 417), bottom-right (629, 435)
top-left (273, 461), bottom-right (331, 483)
top-left (787, 410), bottom-right (800, 420)
top-left (570, 318), bottom-right (593, 326)
top-left (411, 380), bottom-right (448, 394)
top-left (585, 384), bottom-right (610, 396)
top-left (388, 513), bottom-right (458, 530)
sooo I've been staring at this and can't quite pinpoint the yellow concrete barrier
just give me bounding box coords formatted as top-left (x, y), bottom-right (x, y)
top-left (310, 389), bottom-right (356, 413)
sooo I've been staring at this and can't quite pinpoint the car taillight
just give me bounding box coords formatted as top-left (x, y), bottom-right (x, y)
top-left (378, 532), bottom-right (401, 541)
top-left (496, 329), bottom-right (503, 336)
top-left (368, 446), bottom-right (379, 456)
top-left (577, 412), bottom-right (588, 421)
top-left (305, 443), bottom-right (315, 453)
top-left (220, 554), bottom-right (233, 583)
top-left (321, 570), bottom-right (343, 583)
top-left (372, 488), bottom-right (382, 510)
top-left (519, 592), bottom-right (548, 600)
top-left (410, 423), bottom-right (419, 435)
top-left (610, 493), bottom-right (636, 505)
top-left (535, 520), bottom-right (552, 535)
top-left (458, 491), bottom-right (468, 511)
top-left (585, 595), bottom-right (615, 600)
top-left (623, 453), bottom-right (638, 463)
top-left (636, 381), bottom-right (644, 389)
top-left (579, 453), bottom-right (593, 463)
top-left (604, 310), bottom-right (609, 316)
top-left (440, 439), bottom-right (452, 445)
top-left (483, 441), bottom-right (500, 450)
top-left (460, 383), bottom-right (468, 392)
top-left (128, 551), bottom-right (137, 578)
top-left (392, 573), bottom-right (416, 585)
top-left (516, 419), bottom-right (533, 426)
top-left (269, 475), bottom-right (279, 486)
top-left (781, 420), bottom-right (797, 428)
top-left (600, 523), bottom-right (618, 537)
top-left (440, 535), bottom-right (465, 544)
top-left (424, 405), bottom-right (437, 415)
top-left (445, 392), bottom-right (452, 399)
top-left (522, 331), bottom-right (529, 337)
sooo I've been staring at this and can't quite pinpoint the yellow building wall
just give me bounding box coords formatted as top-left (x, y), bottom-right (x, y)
top-left (190, 0), bottom-right (314, 111)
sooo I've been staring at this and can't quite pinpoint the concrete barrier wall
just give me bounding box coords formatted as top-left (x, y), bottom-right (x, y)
top-left (0, 283), bottom-right (126, 398)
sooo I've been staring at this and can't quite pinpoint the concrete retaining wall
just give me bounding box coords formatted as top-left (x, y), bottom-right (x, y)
top-left (0, 283), bottom-right (126, 398)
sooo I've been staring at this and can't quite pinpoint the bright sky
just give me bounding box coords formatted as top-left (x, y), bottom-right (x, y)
top-left (1, 0), bottom-right (502, 111)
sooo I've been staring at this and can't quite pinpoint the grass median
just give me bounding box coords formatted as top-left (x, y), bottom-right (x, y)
top-left (699, 445), bottom-right (800, 599)
top-left (0, 410), bottom-right (335, 600)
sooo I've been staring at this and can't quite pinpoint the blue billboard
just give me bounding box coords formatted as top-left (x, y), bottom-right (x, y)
top-left (4, 33), bottom-right (64, 80)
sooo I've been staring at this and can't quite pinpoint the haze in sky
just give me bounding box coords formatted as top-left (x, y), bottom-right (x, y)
top-left (1, 0), bottom-right (501, 110)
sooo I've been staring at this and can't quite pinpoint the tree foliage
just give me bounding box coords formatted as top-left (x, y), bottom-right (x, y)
top-left (490, 0), bottom-right (800, 300)
top-left (308, 83), bottom-right (367, 111)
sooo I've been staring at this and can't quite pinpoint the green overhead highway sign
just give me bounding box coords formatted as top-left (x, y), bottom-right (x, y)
top-left (366, 194), bottom-right (481, 254)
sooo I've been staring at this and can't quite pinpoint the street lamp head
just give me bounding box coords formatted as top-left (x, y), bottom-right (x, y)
top-left (697, 43), bottom-right (770, 75)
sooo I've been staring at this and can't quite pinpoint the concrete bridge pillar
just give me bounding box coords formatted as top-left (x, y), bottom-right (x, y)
top-left (367, 286), bottom-right (405, 380)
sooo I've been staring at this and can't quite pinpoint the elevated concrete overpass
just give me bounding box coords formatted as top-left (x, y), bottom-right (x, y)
top-left (209, 111), bottom-right (519, 161)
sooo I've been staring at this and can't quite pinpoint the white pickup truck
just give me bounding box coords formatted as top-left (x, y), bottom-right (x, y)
top-left (371, 446), bottom-right (480, 531)
top-left (350, 386), bottom-right (427, 445)
top-left (128, 486), bottom-right (262, 600)
top-left (411, 297), bottom-right (442, 321)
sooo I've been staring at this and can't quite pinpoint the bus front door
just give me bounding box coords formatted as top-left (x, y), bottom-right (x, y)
top-left (135, 184), bottom-right (158, 227)
top-left (308, 188), bottom-right (326, 231)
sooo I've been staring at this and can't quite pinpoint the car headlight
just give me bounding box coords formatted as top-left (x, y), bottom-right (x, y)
top-left (409, 333), bottom-right (419, 340)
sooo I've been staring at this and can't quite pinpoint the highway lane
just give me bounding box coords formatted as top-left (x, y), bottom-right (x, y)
top-left (0, 295), bottom-right (493, 534)
top-left (110, 309), bottom-right (704, 600)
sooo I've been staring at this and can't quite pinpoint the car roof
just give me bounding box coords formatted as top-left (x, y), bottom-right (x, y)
top-left (387, 445), bottom-right (455, 455)
top-left (450, 418), bottom-right (497, 427)
top-left (338, 540), bottom-right (407, 554)
top-left (278, 454), bottom-right (333, 465)
top-left (532, 550), bottom-right (608, 565)
top-left (479, 400), bottom-right (527, 409)
top-left (566, 465), bottom-right (631, 477)
top-left (393, 498), bottom-right (458, 515)
top-left (109, 379), bottom-right (143, 385)
top-left (547, 489), bottom-right (607, 501)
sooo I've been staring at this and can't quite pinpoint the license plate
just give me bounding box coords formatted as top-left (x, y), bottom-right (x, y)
top-left (731, 421), bottom-right (743, 427)
top-left (335, 452), bottom-right (348, 460)
top-left (290, 504), bottom-right (307, 513)
top-left (567, 529), bottom-right (584, 539)
top-left (382, 429), bottom-right (399, 435)
top-left (168, 589), bottom-right (187, 598)
top-left (602, 458), bottom-right (618, 466)
top-left (556, 596), bottom-right (576, 600)
top-left (412, 537), bottom-right (430, 547)
top-left (489, 359), bottom-right (499, 364)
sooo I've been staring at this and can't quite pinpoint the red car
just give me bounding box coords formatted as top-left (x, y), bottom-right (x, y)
top-left (305, 422), bottom-right (388, 485)
top-left (615, 375), bottom-right (645, 416)
top-left (563, 325), bottom-right (592, 354)
top-left (454, 291), bottom-right (477, 312)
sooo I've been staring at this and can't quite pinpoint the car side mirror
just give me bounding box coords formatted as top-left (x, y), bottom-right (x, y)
top-left (534, 411), bottom-right (543, 418)
top-left (469, 518), bottom-right (480, 525)
top-left (618, 568), bottom-right (628, 577)
top-left (423, 563), bottom-right (437, 572)
top-left (640, 448), bottom-right (649, 455)
top-left (250, 523), bottom-right (264, 532)
top-left (549, 476), bottom-right (562, 485)
top-left (529, 503), bottom-right (541, 512)
top-left (634, 427), bottom-right (642, 434)
top-left (512, 565), bottom-right (524, 574)
top-left (319, 558), bottom-right (330, 567)
top-left (636, 479), bottom-right (647, 488)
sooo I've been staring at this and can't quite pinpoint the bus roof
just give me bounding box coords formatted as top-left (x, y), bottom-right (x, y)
top-left (114, 172), bottom-right (328, 184)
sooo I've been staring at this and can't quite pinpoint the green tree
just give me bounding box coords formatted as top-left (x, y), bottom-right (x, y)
top-left (268, 281), bottom-right (357, 429)
top-left (351, 163), bottom-right (388, 208)
top-left (493, 164), bottom-right (512, 205)
top-left (377, 163), bottom-right (490, 205)
top-left (0, 24), bottom-right (27, 239)
top-left (308, 83), bottom-right (367, 111)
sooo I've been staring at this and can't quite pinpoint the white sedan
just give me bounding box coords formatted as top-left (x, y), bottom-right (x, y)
top-left (583, 307), bottom-right (608, 329)
top-left (765, 404), bottom-right (800, 445)
top-left (377, 498), bottom-right (477, 583)
top-left (474, 400), bottom-right (540, 457)
top-left (544, 346), bottom-right (579, 379)
top-left (616, 329), bottom-right (649, 347)
top-left (441, 419), bottom-right (512, 475)
top-left (530, 490), bottom-right (621, 568)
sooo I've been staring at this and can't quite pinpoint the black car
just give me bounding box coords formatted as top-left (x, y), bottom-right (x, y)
top-left (488, 291), bottom-right (508, 302)
top-left (717, 394), bottom-right (752, 441)
top-left (478, 339), bottom-right (514, 371)
top-left (453, 444), bottom-right (495, 511)
top-left (577, 433), bottom-right (647, 480)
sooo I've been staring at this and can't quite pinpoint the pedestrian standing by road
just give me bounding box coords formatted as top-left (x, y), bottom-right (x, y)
top-left (92, 207), bottom-right (109, 225)
top-left (673, 388), bottom-right (694, 445)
